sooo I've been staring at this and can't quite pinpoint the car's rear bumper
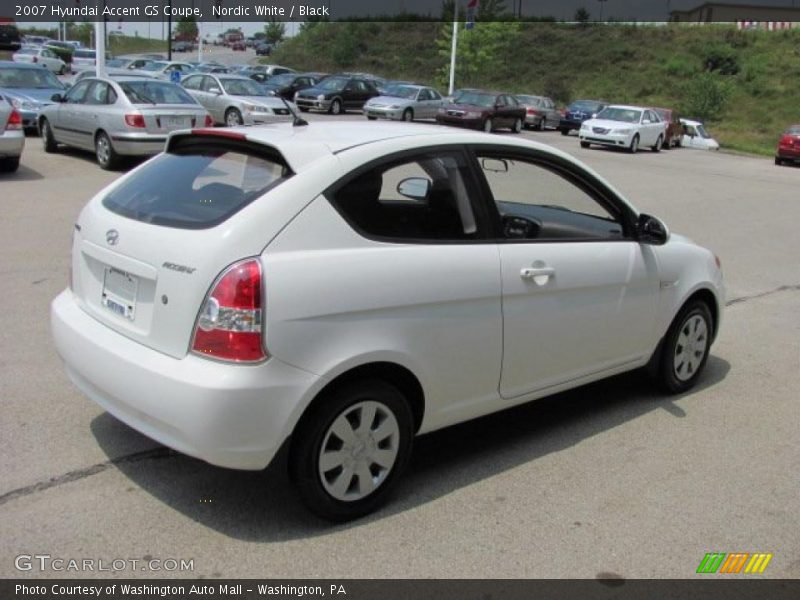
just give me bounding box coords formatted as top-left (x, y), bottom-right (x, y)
top-left (777, 147), bottom-right (800, 161)
top-left (51, 290), bottom-right (320, 470)
top-left (559, 119), bottom-right (583, 131)
top-left (109, 133), bottom-right (168, 156)
top-left (0, 130), bottom-right (25, 157)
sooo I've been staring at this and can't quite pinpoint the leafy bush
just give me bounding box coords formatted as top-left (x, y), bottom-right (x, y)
top-left (664, 56), bottom-right (696, 77)
top-left (681, 73), bottom-right (732, 121)
top-left (701, 43), bottom-right (739, 75)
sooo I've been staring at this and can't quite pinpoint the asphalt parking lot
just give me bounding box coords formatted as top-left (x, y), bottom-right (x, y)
top-left (1, 115), bottom-right (798, 579)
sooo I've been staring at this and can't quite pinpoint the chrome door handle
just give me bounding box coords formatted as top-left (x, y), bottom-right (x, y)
top-left (521, 267), bottom-right (555, 279)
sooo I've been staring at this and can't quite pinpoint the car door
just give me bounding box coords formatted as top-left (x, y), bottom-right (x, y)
top-left (199, 75), bottom-right (224, 122)
top-left (544, 97), bottom-right (558, 127)
top-left (310, 147), bottom-right (502, 426)
top-left (472, 147), bottom-right (660, 399)
top-left (425, 89), bottom-right (444, 119)
top-left (52, 79), bottom-right (92, 147)
top-left (643, 110), bottom-right (661, 146)
top-left (41, 48), bottom-right (59, 72)
top-left (76, 81), bottom-right (110, 148)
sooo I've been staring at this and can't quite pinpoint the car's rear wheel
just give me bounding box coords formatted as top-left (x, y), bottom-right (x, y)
top-left (511, 117), bottom-right (523, 133)
top-left (662, 135), bottom-right (671, 150)
top-left (534, 117), bottom-right (544, 131)
top-left (402, 108), bottom-right (413, 122)
top-left (560, 128), bottom-right (569, 136)
top-left (367, 116), bottom-right (377, 120)
top-left (299, 107), bottom-right (309, 112)
top-left (225, 108), bottom-right (243, 127)
top-left (580, 141), bottom-right (590, 148)
top-left (775, 157), bottom-right (783, 166)
top-left (629, 134), bottom-right (640, 154)
top-left (483, 118), bottom-right (493, 133)
top-left (94, 131), bottom-right (120, 170)
top-left (0, 156), bottom-right (20, 173)
top-left (657, 300), bottom-right (713, 394)
top-left (40, 119), bottom-right (57, 153)
top-left (289, 379), bottom-right (414, 521)
top-left (652, 135), bottom-right (663, 152)
top-left (329, 99), bottom-right (343, 115)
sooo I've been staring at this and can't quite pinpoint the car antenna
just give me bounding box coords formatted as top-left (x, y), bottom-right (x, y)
top-left (278, 94), bottom-right (307, 127)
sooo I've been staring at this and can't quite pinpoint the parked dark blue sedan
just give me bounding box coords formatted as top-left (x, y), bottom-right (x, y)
top-left (558, 99), bottom-right (606, 136)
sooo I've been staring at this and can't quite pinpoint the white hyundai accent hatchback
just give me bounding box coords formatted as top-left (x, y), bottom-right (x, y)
top-left (51, 122), bottom-right (724, 520)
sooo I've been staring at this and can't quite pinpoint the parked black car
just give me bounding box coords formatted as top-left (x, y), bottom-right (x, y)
top-left (436, 90), bottom-right (526, 133)
top-left (558, 99), bottom-right (607, 136)
top-left (0, 22), bottom-right (22, 51)
top-left (262, 73), bottom-right (322, 101)
top-left (255, 43), bottom-right (273, 56)
top-left (295, 74), bottom-right (379, 115)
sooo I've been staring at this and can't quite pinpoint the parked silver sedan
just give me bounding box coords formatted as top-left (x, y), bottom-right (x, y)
top-left (181, 73), bottom-right (295, 126)
top-left (514, 94), bottom-right (560, 130)
top-left (37, 76), bottom-right (211, 169)
top-left (363, 84), bottom-right (444, 122)
top-left (0, 95), bottom-right (25, 172)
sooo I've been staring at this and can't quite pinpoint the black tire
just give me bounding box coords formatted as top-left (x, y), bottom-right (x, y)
top-left (402, 108), bottom-right (413, 122)
top-left (0, 156), bottom-right (20, 173)
top-left (674, 137), bottom-right (681, 148)
top-left (329, 98), bottom-right (342, 115)
top-left (629, 134), bottom-right (640, 154)
top-left (534, 117), bottom-right (544, 131)
top-left (94, 131), bottom-right (120, 170)
top-left (40, 119), bottom-right (57, 153)
top-left (289, 379), bottom-right (414, 522)
top-left (560, 128), bottom-right (569, 136)
top-left (366, 116), bottom-right (377, 120)
top-left (662, 136), bottom-right (671, 150)
top-left (59, 65), bottom-right (66, 76)
top-left (775, 157), bottom-right (783, 166)
top-left (652, 135), bottom-right (663, 152)
top-left (580, 141), bottom-right (590, 148)
top-left (299, 107), bottom-right (309, 113)
top-left (511, 117), bottom-right (522, 133)
top-left (225, 108), bottom-right (243, 127)
top-left (656, 300), bottom-right (714, 394)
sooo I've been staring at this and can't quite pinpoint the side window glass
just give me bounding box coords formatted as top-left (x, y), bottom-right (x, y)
top-left (430, 89), bottom-right (442, 100)
top-left (330, 152), bottom-right (481, 242)
top-left (201, 76), bottom-right (215, 92)
top-left (477, 154), bottom-right (624, 241)
top-left (182, 76), bottom-right (199, 90)
top-left (85, 82), bottom-right (108, 105)
top-left (65, 81), bottom-right (91, 104)
top-left (107, 86), bottom-right (117, 104)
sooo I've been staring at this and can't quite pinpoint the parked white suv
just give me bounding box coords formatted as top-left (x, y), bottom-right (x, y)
top-left (51, 122), bottom-right (724, 520)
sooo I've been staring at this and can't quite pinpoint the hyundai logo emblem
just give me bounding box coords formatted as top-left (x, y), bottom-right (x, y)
top-left (106, 229), bottom-right (119, 246)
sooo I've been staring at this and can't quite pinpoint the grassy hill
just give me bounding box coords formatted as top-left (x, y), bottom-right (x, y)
top-left (270, 22), bottom-right (800, 156)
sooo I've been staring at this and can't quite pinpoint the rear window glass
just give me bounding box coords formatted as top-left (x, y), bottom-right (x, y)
top-left (119, 80), bottom-right (196, 105)
top-left (102, 144), bottom-right (292, 229)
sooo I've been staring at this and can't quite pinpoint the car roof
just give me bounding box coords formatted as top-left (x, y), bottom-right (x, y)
top-left (0, 60), bottom-right (48, 70)
top-left (179, 121), bottom-right (585, 175)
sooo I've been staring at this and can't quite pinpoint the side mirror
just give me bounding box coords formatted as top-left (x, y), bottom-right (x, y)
top-left (50, 93), bottom-right (64, 102)
top-left (642, 119), bottom-right (651, 124)
top-left (209, 87), bottom-right (222, 95)
top-left (397, 177), bottom-right (431, 201)
top-left (637, 213), bottom-right (669, 245)
top-left (481, 158), bottom-right (509, 173)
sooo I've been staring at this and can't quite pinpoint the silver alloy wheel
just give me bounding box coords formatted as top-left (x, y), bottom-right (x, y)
top-left (402, 109), bottom-right (413, 121)
top-left (41, 121), bottom-right (50, 148)
top-left (318, 400), bottom-right (400, 502)
top-left (630, 135), bottom-right (639, 153)
top-left (484, 118), bottom-right (493, 133)
top-left (673, 314), bottom-right (709, 382)
top-left (226, 109), bottom-right (243, 126)
top-left (95, 134), bottom-right (110, 166)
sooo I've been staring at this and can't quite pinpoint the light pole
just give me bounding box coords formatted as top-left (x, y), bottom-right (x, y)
top-left (597, 0), bottom-right (608, 22)
top-left (448, 0), bottom-right (459, 96)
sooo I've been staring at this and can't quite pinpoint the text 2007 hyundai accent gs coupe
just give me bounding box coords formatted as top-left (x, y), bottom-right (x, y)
top-left (51, 122), bottom-right (724, 521)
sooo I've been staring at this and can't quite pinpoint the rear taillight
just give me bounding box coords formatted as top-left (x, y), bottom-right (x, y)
top-left (192, 258), bottom-right (266, 363)
top-left (204, 114), bottom-right (214, 127)
top-left (5, 108), bottom-right (22, 131)
top-left (527, 108), bottom-right (540, 116)
top-left (124, 113), bottom-right (146, 128)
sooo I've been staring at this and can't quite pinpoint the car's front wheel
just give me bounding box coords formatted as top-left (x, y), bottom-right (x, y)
top-left (560, 128), bottom-right (569, 136)
top-left (629, 134), bottom-right (640, 154)
top-left (402, 108), bottom-right (413, 122)
top-left (657, 300), bottom-right (714, 394)
top-left (289, 379), bottom-right (414, 521)
top-left (225, 108), bottom-right (243, 127)
top-left (329, 99), bottom-right (343, 115)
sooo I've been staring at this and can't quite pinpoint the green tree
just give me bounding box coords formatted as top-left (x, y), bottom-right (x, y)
top-left (478, 0), bottom-right (508, 21)
top-left (175, 17), bottom-right (198, 40)
top-left (264, 19), bottom-right (286, 44)
top-left (682, 73), bottom-right (732, 122)
top-left (574, 7), bottom-right (591, 25)
top-left (435, 21), bottom-right (521, 90)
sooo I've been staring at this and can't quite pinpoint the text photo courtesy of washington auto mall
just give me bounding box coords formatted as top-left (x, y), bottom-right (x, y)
top-left (1, 0), bottom-right (799, 598)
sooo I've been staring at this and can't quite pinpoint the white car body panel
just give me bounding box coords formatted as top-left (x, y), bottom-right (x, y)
top-left (51, 122), bottom-right (725, 470)
top-left (680, 118), bottom-right (721, 151)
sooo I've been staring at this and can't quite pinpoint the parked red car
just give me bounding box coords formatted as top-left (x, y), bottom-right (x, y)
top-left (653, 107), bottom-right (683, 149)
top-left (775, 125), bottom-right (800, 166)
top-left (436, 90), bottom-right (526, 133)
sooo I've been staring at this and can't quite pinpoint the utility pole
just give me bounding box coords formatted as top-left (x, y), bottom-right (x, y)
top-left (448, 1), bottom-right (459, 96)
